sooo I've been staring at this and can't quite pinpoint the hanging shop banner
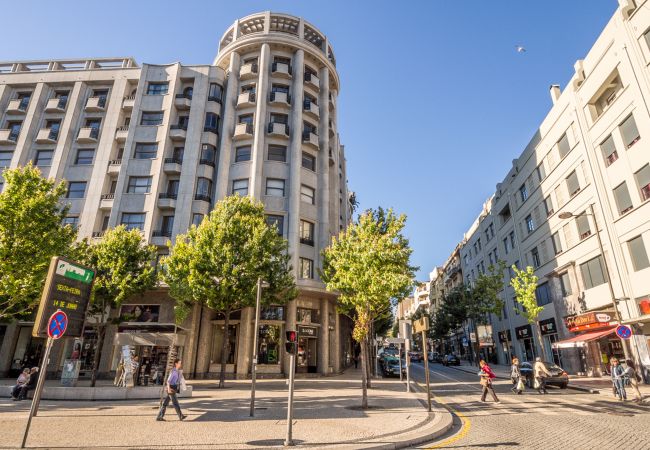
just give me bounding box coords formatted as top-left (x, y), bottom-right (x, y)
top-left (539, 318), bottom-right (557, 336)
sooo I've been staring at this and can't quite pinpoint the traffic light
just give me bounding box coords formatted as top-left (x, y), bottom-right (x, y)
top-left (285, 330), bottom-right (297, 354)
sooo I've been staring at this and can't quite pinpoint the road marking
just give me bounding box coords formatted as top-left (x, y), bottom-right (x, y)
top-left (425, 393), bottom-right (471, 449)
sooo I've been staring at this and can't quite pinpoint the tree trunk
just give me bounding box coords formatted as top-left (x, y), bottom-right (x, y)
top-left (535, 321), bottom-right (547, 361)
top-left (365, 339), bottom-right (372, 389)
top-left (90, 324), bottom-right (106, 387)
top-left (219, 310), bottom-right (230, 388)
top-left (360, 336), bottom-right (368, 409)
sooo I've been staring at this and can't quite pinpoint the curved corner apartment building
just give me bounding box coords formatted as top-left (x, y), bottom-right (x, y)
top-left (0, 12), bottom-right (355, 381)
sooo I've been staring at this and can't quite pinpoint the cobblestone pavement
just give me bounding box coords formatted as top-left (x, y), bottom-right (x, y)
top-left (408, 362), bottom-right (650, 450)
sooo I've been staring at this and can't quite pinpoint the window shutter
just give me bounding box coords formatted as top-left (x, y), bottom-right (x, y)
top-left (547, 150), bottom-right (558, 169)
top-left (539, 239), bottom-right (549, 264)
top-left (555, 184), bottom-right (567, 207)
top-left (533, 204), bottom-right (543, 226)
top-left (563, 223), bottom-right (576, 248)
top-left (581, 161), bottom-right (591, 185)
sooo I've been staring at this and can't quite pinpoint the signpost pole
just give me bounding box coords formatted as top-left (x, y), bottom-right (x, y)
top-left (284, 352), bottom-right (296, 447)
top-left (21, 337), bottom-right (53, 448)
top-left (398, 345), bottom-right (403, 381)
top-left (250, 277), bottom-right (263, 417)
top-left (405, 339), bottom-right (411, 393)
top-left (422, 330), bottom-right (432, 412)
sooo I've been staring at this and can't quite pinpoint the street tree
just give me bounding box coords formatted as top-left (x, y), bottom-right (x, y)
top-left (82, 226), bottom-right (158, 386)
top-left (321, 208), bottom-right (416, 409)
top-left (0, 165), bottom-right (76, 320)
top-left (163, 195), bottom-right (296, 388)
top-left (510, 265), bottom-right (546, 359)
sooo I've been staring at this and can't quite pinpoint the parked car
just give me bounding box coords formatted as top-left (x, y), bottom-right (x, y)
top-left (520, 361), bottom-right (569, 389)
top-left (383, 358), bottom-right (406, 377)
top-left (428, 352), bottom-right (442, 363)
top-left (378, 347), bottom-right (399, 369)
top-left (409, 351), bottom-right (423, 362)
top-left (442, 354), bottom-right (460, 366)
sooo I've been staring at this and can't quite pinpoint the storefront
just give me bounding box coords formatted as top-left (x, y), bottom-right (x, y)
top-left (515, 324), bottom-right (536, 362)
top-left (539, 318), bottom-right (561, 366)
top-left (297, 325), bottom-right (318, 373)
top-left (8, 323), bottom-right (44, 377)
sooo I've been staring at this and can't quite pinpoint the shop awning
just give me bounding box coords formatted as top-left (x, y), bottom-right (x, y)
top-left (552, 327), bottom-right (615, 349)
top-left (114, 332), bottom-right (186, 347)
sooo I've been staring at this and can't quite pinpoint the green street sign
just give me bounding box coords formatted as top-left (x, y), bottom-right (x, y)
top-left (56, 260), bottom-right (94, 284)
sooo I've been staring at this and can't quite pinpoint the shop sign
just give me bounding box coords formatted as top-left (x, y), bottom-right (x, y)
top-left (298, 326), bottom-right (318, 337)
top-left (539, 318), bottom-right (557, 336)
top-left (498, 329), bottom-right (512, 343)
top-left (565, 312), bottom-right (611, 332)
top-left (515, 324), bottom-right (532, 340)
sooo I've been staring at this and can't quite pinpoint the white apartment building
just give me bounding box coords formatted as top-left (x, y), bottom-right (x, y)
top-left (440, 0), bottom-right (650, 381)
top-left (0, 12), bottom-right (355, 380)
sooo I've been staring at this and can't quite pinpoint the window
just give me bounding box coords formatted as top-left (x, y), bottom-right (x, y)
top-left (557, 133), bottom-right (571, 159)
top-left (232, 179), bottom-right (249, 196)
top-left (519, 184), bottom-right (528, 202)
top-left (299, 257), bottom-right (314, 279)
top-left (613, 182), bottom-right (634, 215)
top-left (266, 215), bottom-right (284, 236)
top-left (34, 150), bottom-right (53, 166)
top-left (525, 214), bottom-right (535, 233)
top-left (270, 113), bottom-right (288, 124)
top-left (620, 114), bottom-right (640, 149)
top-left (239, 114), bottom-right (254, 125)
top-left (62, 216), bottom-right (79, 229)
top-left (600, 135), bottom-right (618, 166)
top-left (121, 213), bottom-right (145, 231)
top-left (0, 151), bottom-right (13, 167)
top-left (176, 115), bottom-right (189, 129)
top-left (591, 74), bottom-right (622, 118)
top-left (635, 164), bottom-right (650, 201)
top-left (535, 282), bottom-right (552, 306)
top-left (257, 325), bottom-right (281, 364)
top-left (140, 111), bottom-right (164, 126)
top-left (302, 152), bottom-right (316, 171)
top-left (531, 247), bottom-right (541, 268)
top-left (303, 121), bottom-right (317, 136)
top-left (235, 145), bottom-right (251, 162)
top-left (552, 232), bottom-right (562, 255)
top-left (559, 272), bottom-right (572, 297)
top-left (200, 145), bottom-right (216, 165)
top-left (503, 237), bottom-right (510, 255)
top-left (576, 213), bottom-right (591, 240)
top-left (580, 255), bottom-right (607, 289)
top-left (45, 120), bottom-right (61, 140)
top-left (192, 213), bottom-right (204, 227)
top-left (301, 185), bottom-right (315, 204)
top-left (66, 181), bottom-right (86, 199)
top-left (536, 163), bottom-right (546, 182)
top-left (265, 178), bottom-right (285, 197)
top-left (271, 83), bottom-right (290, 95)
top-left (195, 178), bottom-right (212, 201)
top-left (166, 179), bottom-right (180, 196)
top-left (208, 83), bottom-right (223, 102)
top-left (544, 196), bottom-right (554, 217)
top-left (509, 231), bottom-right (516, 248)
top-left (134, 143), bottom-right (158, 159)
top-left (146, 82), bottom-right (168, 95)
top-left (75, 149), bottom-right (95, 165)
top-left (127, 176), bottom-right (152, 194)
top-left (477, 238), bottom-right (482, 251)
top-left (628, 235), bottom-right (650, 272)
top-left (300, 220), bottom-right (314, 246)
top-left (566, 170), bottom-right (580, 197)
top-left (204, 113), bottom-right (219, 132)
top-left (268, 145), bottom-right (287, 162)
top-left (160, 215), bottom-right (174, 235)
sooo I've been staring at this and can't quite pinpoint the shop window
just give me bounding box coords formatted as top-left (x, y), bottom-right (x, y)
top-left (257, 325), bottom-right (281, 364)
top-left (580, 255), bottom-right (607, 290)
top-left (210, 324), bottom-right (237, 364)
top-left (260, 305), bottom-right (285, 321)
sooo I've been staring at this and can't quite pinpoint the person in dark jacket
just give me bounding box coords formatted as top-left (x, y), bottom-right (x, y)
top-left (17, 367), bottom-right (39, 400)
top-left (611, 358), bottom-right (627, 401)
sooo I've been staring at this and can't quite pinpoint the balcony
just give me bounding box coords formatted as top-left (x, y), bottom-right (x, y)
top-left (158, 193), bottom-right (177, 209)
top-left (195, 194), bottom-right (212, 203)
top-left (329, 149), bottom-right (335, 166)
top-left (272, 62), bottom-right (292, 78)
top-left (304, 72), bottom-right (320, 90)
top-left (6, 99), bottom-right (29, 114)
top-left (163, 157), bottom-right (182, 174)
top-left (0, 129), bottom-right (19, 145)
top-left (122, 95), bottom-right (135, 110)
top-left (152, 230), bottom-right (172, 238)
top-left (303, 100), bottom-right (320, 119)
top-left (237, 92), bottom-right (256, 108)
top-left (199, 158), bottom-right (216, 167)
top-left (239, 63), bottom-right (258, 80)
top-left (270, 91), bottom-right (290, 106)
top-left (45, 98), bottom-right (67, 113)
top-left (77, 127), bottom-right (99, 143)
top-left (268, 122), bottom-right (289, 137)
top-left (99, 193), bottom-right (114, 210)
top-left (175, 94), bottom-right (192, 110)
top-left (35, 128), bottom-right (59, 144)
top-left (85, 96), bottom-right (107, 112)
top-left (107, 159), bottom-right (122, 174)
top-left (302, 131), bottom-right (319, 149)
top-left (329, 92), bottom-right (335, 110)
top-left (234, 123), bottom-right (253, 140)
top-left (115, 125), bottom-right (129, 142)
top-left (91, 231), bottom-right (106, 239)
top-left (169, 125), bottom-right (187, 141)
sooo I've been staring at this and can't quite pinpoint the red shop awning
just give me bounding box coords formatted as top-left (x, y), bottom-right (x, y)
top-left (552, 327), bottom-right (616, 349)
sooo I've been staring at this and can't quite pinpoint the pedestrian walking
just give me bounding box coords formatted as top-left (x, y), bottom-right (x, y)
top-left (533, 357), bottom-right (551, 394)
top-left (478, 360), bottom-right (500, 403)
top-left (611, 358), bottom-right (627, 401)
top-left (624, 359), bottom-right (643, 403)
top-left (156, 359), bottom-right (187, 421)
top-left (510, 357), bottom-right (524, 395)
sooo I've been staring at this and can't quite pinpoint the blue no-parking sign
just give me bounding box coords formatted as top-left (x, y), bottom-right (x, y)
top-left (615, 325), bottom-right (632, 340)
top-left (47, 310), bottom-right (68, 339)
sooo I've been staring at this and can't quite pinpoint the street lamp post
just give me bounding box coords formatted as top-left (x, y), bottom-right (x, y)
top-left (250, 277), bottom-right (270, 417)
top-left (557, 204), bottom-right (630, 359)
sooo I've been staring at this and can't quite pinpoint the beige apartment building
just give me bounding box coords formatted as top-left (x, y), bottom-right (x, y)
top-left (0, 12), bottom-right (356, 381)
top-left (435, 0), bottom-right (650, 381)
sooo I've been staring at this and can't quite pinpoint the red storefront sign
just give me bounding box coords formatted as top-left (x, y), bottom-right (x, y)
top-left (565, 312), bottom-right (611, 332)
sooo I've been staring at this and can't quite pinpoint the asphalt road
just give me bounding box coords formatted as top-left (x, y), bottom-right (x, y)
top-left (404, 361), bottom-right (650, 449)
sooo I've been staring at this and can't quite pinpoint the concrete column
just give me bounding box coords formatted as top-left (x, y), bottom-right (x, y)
top-left (50, 81), bottom-right (84, 179)
top-left (215, 52), bottom-right (241, 199)
top-left (250, 43), bottom-right (271, 199)
top-left (184, 303), bottom-right (203, 377)
top-left (287, 49), bottom-right (305, 277)
top-left (317, 67), bottom-right (331, 276)
top-left (0, 323), bottom-right (19, 377)
top-left (196, 308), bottom-right (215, 378)
top-left (237, 306), bottom-right (254, 378)
top-left (334, 311), bottom-right (342, 373)
top-left (319, 298), bottom-right (330, 374)
top-left (10, 82), bottom-right (47, 168)
top-left (285, 298), bottom-right (298, 376)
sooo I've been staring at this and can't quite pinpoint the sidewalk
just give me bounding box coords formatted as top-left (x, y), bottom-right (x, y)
top-left (0, 368), bottom-right (453, 449)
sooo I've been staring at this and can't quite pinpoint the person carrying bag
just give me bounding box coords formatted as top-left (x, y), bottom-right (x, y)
top-left (479, 360), bottom-right (500, 403)
top-left (156, 359), bottom-right (187, 421)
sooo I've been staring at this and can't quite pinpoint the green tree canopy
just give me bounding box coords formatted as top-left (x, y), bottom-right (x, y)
top-left (163, 195), bottom-right (297, 387)
top-left (510, 265), bottom-right (546, 359)
top-left (0, 165), bottom-right (76, 321)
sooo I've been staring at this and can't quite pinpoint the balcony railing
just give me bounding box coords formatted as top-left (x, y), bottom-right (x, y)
top-left (175, 93), bottom-right (192, 100)
top-left (195, 194), bottom-right (212, 202)
top-left (164, 157), bottom-right (183, 165)
top-left (199, 158), bottom-right (215, 167)
top-left (92, 231), bottom-right (106, 238)
top-left (268, 122), bottom-right (289, 136)
top-left (300, 237), bottom-right (314, 246)
top-left (170, 124), bottom-right (188, 131)
top-left (272, 62), bottom-right (292, 75)
top-left (270, 91), bottom-right (290, 104)
top-left (109, 159), bottom-right (122, 166)
top-left (152, 230), bottom-right (172, 238)
top-left (100, 193), bottom-right (115, 200)
top-left (203, 126), bottom-right (218, 134)
top-left (159, 192), bottom-right (178, 200)
top-left (579, 230), bottom-right (592, 240)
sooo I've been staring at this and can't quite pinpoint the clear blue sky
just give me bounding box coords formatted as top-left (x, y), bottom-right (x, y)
top-left (4, 0), bottom-right (617, 280)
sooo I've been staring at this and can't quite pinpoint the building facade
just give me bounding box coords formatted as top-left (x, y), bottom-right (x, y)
top-left (433, 0), bottom-right (650, 381)
top-left (0, 11), bottom-right (355, 380)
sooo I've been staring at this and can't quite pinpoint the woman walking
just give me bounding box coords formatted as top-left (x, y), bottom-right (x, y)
top-left (611, 357), bottom-right (627, 401)
top-left (156, 359), bottom-right (187, 421)
top-left (479, 360), bottom-right (500, 403)
top-left (510, 357), bottom-right (524, 395)
top-left (624, 359), bottom-right (642, 403)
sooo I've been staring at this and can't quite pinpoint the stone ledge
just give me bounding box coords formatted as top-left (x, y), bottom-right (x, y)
top-left (0, 385), bottom-right (192, 401)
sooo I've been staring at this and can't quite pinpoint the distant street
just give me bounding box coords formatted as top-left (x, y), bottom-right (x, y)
top-left (406, 361), bottom-right (650, 449)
